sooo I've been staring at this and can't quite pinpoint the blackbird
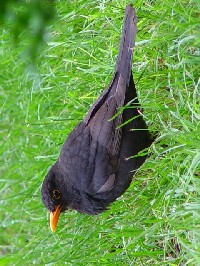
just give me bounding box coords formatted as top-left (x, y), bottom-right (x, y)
top-left (41, 5), bottom-right (152, 232)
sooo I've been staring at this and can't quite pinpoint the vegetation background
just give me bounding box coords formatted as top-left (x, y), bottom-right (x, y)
top-left (1, 0), bottom-right (199, 265)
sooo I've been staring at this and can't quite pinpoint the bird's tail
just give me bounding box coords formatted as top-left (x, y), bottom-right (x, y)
top-left (115, 5), bottom-right (137, 86)
top-left (84, 5), bottom-right (137, 125)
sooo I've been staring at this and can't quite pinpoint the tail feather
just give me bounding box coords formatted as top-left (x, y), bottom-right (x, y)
top-left (84, 5), bottom-right (137, 124)
top-left (115, 5), bottom-right (137, 85)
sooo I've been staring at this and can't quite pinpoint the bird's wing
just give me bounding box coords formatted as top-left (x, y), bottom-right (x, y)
top-left (59, 121), bottom-right (117, 194)
top-left (88, 74), bottom-right (126, 157)
top-left (59, 78), bottom-right (126, 194)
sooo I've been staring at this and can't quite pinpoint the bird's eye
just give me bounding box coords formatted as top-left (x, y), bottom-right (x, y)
top-left (52, 190), bottom-right (60, 199)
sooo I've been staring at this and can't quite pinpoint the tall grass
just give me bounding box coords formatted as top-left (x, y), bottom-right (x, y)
top-left (1, 0), bottom-right (199, 265)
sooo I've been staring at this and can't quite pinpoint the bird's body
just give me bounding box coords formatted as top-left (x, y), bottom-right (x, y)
top-left (42, 5), bottom-right (152, 231)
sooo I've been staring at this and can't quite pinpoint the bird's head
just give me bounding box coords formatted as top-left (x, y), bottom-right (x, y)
top-left (41, 162), bottom-right (68, 232)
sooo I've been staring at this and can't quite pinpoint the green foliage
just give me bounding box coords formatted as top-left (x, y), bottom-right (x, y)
top-left (1, 0), bottom-right (55, 61)
top-left (0, 0), bottom-right (200, 265)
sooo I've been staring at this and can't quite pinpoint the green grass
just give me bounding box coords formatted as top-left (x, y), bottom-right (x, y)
top-left (1, 0), bottom-right (200, 265)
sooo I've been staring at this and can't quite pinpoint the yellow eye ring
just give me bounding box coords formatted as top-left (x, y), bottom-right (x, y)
top-left (52, 190), bottom-right (60, 200)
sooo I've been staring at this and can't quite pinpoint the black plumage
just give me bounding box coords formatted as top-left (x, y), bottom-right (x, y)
top-left (41, 5), bottom-right (152, 231)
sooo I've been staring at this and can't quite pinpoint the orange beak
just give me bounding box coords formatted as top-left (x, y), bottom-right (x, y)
top-left (50, 205), bottom-right (61, 232)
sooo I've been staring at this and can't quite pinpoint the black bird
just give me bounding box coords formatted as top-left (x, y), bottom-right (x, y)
top-left (41, 5), bottom-right (152, 231)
